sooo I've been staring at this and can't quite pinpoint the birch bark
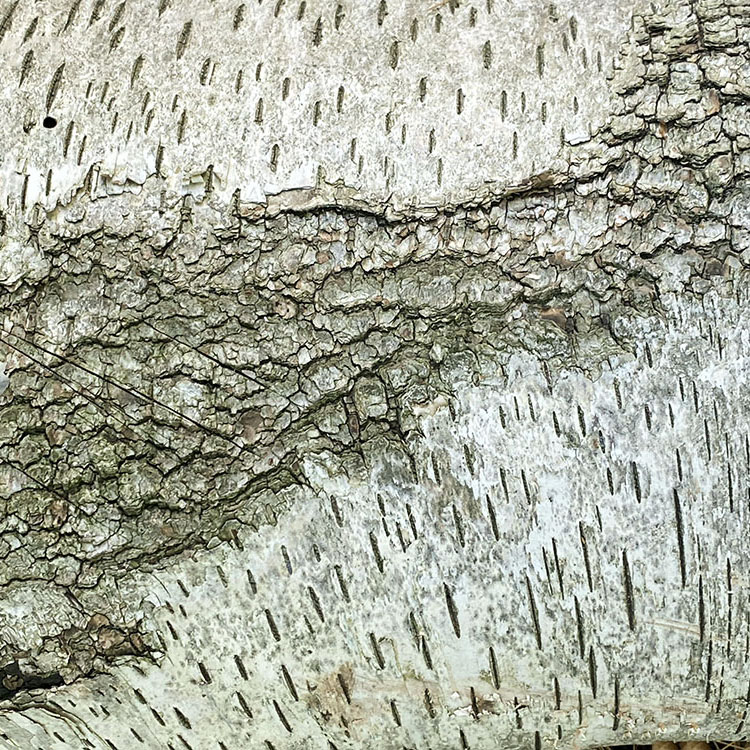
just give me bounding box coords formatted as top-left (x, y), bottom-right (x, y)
top-left (1, 0), bottom-right (749, 748)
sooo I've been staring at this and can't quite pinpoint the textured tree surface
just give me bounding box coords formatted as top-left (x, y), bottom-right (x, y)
top-left (2, 0), bottom-right (750, 748)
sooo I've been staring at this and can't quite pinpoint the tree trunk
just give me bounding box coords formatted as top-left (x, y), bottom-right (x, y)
top-left (1, 0), bottom-right (749, 748)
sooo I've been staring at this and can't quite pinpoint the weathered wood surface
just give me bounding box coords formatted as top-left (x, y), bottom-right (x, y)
top-left (1, 0), bottom-right (750, 748)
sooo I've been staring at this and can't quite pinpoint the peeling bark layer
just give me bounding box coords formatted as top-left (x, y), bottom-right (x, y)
top-left (2, 0), bottom-right (750, 748)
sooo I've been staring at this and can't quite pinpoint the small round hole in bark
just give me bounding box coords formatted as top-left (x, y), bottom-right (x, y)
top-left (43, 116), bottom-right (57, 128)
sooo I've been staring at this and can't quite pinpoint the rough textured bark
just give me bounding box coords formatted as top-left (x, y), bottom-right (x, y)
top-left (1, 0), bottom-right (750, 748)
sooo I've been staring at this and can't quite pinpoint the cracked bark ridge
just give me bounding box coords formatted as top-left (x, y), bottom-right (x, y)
top-left (1, 0), bottom-right (750, 748)
top-left (0, 615), bottom-right (150, 701)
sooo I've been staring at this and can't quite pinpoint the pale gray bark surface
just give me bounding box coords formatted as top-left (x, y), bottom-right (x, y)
top-left (1, 0), bottom-right (750, 748)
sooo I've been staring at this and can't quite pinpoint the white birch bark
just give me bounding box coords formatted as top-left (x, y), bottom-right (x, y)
top-left (1, 0), bottom-right (749, 748)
